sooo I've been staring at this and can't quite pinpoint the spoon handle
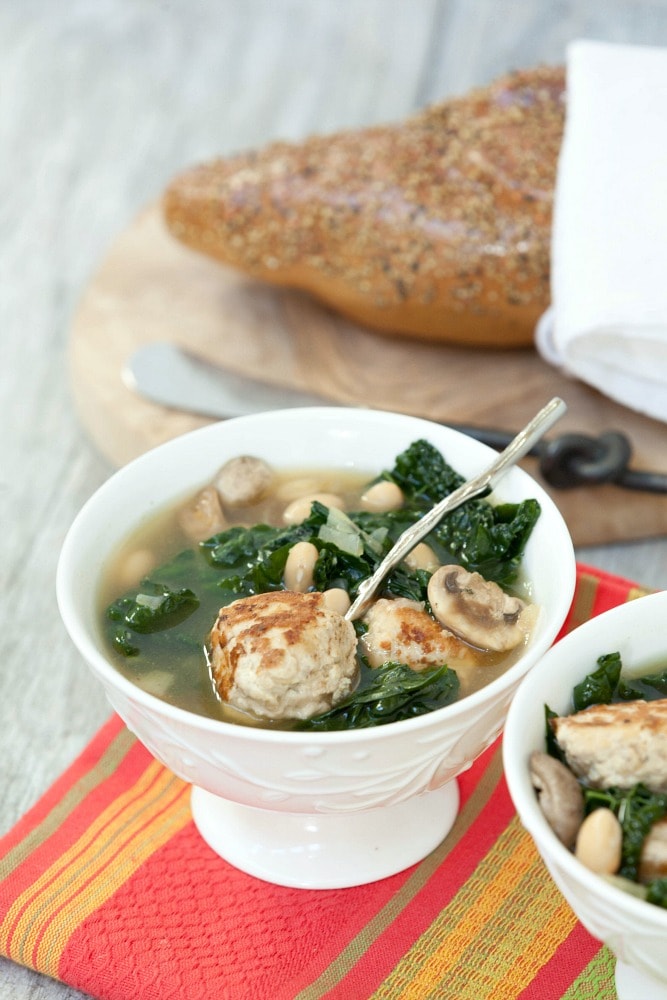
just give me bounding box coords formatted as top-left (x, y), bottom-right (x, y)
top-left (344, 397), bottom-right (567, 622)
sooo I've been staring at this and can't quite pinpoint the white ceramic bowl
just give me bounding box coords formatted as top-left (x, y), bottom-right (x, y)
top-left (58, 407), bottom-right (575, 889)
top-left (503, 590), bottom-right (667, 1000)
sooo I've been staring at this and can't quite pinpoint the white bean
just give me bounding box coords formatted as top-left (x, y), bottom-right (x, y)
top-left (284, 541), bottom-right (319, 592)
top-left (404, 542), bottom-right (440, 574)
top-left (275, 477), bottom-right (326, 502)
top-left (116, 548), bottom-right (156, 591)
top-left (321, 587), bottom-right (351, 615)
top-left (282, 493), bottom-right (344, 525)
top-left (574, 808), bottom-right (622, 875)
top-left (360, 481), bottom-right (404, 513)
top-left (140, 670), bottom-right (174, 697)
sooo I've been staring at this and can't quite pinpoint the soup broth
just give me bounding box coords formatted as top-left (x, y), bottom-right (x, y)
top-left (99, 442), bottom-right (541, 729)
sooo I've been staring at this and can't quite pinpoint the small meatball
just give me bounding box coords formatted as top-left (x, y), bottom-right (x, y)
top-left (209, 591), bottom-right (358, 721)
top-left (360, 597), bottom-right (481, 672)
top-left (215, 456), bottom-right (273, 506)
top-left (551, 698), bottom-right (667, 794)
top-left (178, 485), bottom-right (227, 542)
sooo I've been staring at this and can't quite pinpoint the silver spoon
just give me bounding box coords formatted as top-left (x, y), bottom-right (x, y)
top-left (344, 397), bottom-right (567, 622)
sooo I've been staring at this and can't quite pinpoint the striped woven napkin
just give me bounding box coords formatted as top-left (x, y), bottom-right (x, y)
top-left (0, 565), bottom-right (651, 1000)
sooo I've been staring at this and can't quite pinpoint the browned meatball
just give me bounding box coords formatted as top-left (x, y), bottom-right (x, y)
top-left (209, 590), bottom-right (358, 721)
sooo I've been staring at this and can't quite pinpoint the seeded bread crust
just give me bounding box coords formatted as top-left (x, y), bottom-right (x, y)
top-left (163, 66), bottom-right (565, 349)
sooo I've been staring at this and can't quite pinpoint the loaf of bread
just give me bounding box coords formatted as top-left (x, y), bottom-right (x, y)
top-left (163, 66), bottom-right (565, 349)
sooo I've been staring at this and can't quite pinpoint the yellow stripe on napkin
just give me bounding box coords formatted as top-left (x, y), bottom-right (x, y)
top-left (372, 819), bottom-right (577, 1000)
top-left (296, 749), bottom-right (505, 1000)
top-left (1, 761), bottom-right (190, 976)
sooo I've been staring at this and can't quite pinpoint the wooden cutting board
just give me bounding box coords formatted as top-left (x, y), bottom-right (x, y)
top-left (69, 203), bottom-right (667, 546)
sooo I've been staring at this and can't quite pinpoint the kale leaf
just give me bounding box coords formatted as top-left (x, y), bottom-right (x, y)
top-left (107, 581), bottom-right (199, 635)
top-left (646, 878), bottom-right (667, 908)
top-left (297, 662), bottom-right (460, 731)
top-left (200, 503), bottom-right (388, 602)
top-left (572, 652), bottom-right (623, 711)
top-left (617, 668), bottom-right (667, 702)
top-left (544, 705), bottom-right (566, 762)
top-left (384, 439), bottom-right (541, 587)
top-left (563, 650), bottom-right (667, 714)
top-left (389, 438), bottom-right (465, 501)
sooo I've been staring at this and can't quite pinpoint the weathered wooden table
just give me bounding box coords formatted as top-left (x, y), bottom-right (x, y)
top-left (3, 2), bottom-right (667, 996)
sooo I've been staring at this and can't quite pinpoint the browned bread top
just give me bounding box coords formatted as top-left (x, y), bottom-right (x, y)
top-left (163, 66), bottom-right (565, 348)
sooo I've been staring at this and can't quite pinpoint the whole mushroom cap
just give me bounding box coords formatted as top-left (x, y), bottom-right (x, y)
top-left (427, 564), bottom-right (528, 652)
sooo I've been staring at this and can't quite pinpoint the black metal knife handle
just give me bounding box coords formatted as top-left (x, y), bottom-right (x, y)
top-left (449, 424), bottom-right (667, 494)
top-left (539, 432), bottom-right (632, 488)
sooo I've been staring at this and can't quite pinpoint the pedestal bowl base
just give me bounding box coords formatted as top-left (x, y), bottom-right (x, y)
top-left (190, 780), bottom-right (460, 889)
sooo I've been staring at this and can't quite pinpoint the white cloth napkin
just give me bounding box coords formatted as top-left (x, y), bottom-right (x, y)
top-left (536, 39), bottom-right (667, 423)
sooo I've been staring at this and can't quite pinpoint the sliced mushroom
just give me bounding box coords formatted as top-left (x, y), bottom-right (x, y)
top-left (427, 564), bottom-right (528, 651)
top-left (529, 750), bottom-right (585, 849)
top-left (215, 455), bottom-right (273, 506)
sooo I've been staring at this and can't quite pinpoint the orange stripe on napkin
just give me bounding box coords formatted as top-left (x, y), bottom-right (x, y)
top-left (369, 821), bottom-right (576, 1000)
top-left (295, 745), bottom-right (510, 1000)
top-left (1, 759), bottom-right (190, 976)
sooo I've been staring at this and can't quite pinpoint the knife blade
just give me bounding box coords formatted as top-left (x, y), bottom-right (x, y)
top-left (123, 341), bottom-right (667, 494)
top-left (123, 342), bottom-right (338, 418)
